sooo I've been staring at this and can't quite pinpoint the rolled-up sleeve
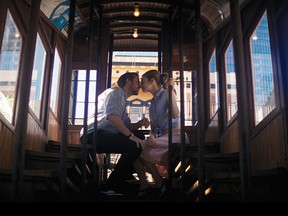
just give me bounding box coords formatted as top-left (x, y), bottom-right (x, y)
top-left (104, 88), bottom-right (126, 119)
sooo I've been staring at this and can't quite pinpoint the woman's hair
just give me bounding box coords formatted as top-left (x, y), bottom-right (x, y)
top-left (117, 72), bottom-right (139, 88)
top-left (142, 70), bottom-right (169, 87)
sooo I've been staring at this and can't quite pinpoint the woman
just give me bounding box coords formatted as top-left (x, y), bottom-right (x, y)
top-left (134, 70), bottom-right (189, 198)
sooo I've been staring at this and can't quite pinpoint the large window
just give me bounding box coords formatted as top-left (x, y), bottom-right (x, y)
top-left (29, 34), bottom-right (47, 119)
top-left (250, 11), bottom-right (275, 125)
top-left (0, 10), bottom-right (22, 123)
top-left (70, 70), bottom-right (97, 125)
top-left (113, 52), bottom-right (195, 125)
top-left (173, 70), bottom-right (194, 126)
top-left (112, 51), bottom-right (157, 125)
top-left (209, 49), bottom-right (219, 118)
top-left (225, 40), bottom-right (237, 121)
top-left (70, 52), bottom-right (195, 126)
top-left (50, 48), bottom-right (61, 115)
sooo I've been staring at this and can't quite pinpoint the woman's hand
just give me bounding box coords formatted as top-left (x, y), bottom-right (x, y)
top-left (139, 135), bottom-right (156, 150)
top-left (138, 117), bottom-right (150, 129)
top-left (168, 78), bottom-right (175, 88)
top-left (129, 133), bottom-right (143, 148)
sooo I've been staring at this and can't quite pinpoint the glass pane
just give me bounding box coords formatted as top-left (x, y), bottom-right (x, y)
top-left (250, 11), bottom-right (275, 125)
top-left (225, 40), bottom-right (238, 121)
top-left (76, 81), bottom-right (86, 101)
top-left (173, 71), bottom-right (193, 126)
top-left (50, 48), bottom-right (61, 115)
top-left (209, 50), bottom-right (219, 118)
top-left (0, 10), bottom-right (22, 123)
top-left (88, 81), bottom-right (96, 102)
top-left (75, 102), bottom-right (84, 118)
top-left (70, 70), bottom-right (97, 124)
top-left (29, 34), bottom-right (46, 119)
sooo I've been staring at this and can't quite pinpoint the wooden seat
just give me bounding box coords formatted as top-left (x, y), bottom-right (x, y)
top-left (0, 168), bottom-right (61, 201)
top-left (46, 140), bottom-right (106, 186)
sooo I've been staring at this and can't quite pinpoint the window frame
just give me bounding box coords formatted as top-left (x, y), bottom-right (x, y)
top-left (27, 24), bottom-right (52, 130)
top-left (244, 7), bottom-right (281, 134)
top-left (0, 4), bottom-right (25, 129)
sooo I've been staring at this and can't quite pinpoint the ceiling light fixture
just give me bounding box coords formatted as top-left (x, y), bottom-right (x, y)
top-left (133, 29), bottom-right (138, 38)
top-left (134, 3), bottom-right (140, 17)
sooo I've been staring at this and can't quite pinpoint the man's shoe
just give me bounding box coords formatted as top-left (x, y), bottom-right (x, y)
top-left (100, 190), bottom-right (124, 196)
top-left (126, 177), bottom-right (140, 184)
top-left (135, 187), bottom-right (152, 199)
top-left (157, 178), bottom-right (168, 197)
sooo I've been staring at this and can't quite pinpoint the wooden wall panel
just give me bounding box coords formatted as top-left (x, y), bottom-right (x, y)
top-left (67, 125), bottom-right (82, 144)
top-left (0, 120), bottom-right (14, 169)
top-left (220, 112), bottom-right (288, 171)
top-left (25, 114), bottom-right (47, 152)
top-left (205, 112), bottom-right (219, 143)
top-left (184, 126), bottom-right (198, 146)
top-left (47, 110), bottom-right (60, 141)
top-left (47, 111), bottom-right (82, 145)
top-left (219, 120), bottom-right (240, 153)
top-left (250, 113), bottom-right (288, 171)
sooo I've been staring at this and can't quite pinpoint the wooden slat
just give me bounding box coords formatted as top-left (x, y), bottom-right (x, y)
top-left (25, 149), bottom-right (82, 160)
top-left (0, 168), bottom-right (60, 178)
top-left (47, 140), bottom-right (93, 151)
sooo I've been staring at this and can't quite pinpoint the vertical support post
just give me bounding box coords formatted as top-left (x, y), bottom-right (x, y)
top-left (92, 6), bottom-right (102, 185)
top-left (81, 0), bottom-right (94, 196)
top-left (60, 0), bottom-right (75, 199)
top-left (167, 6), bottom-right (173, 192)
top-left (178, 3), bottom-right (187, 201)
top-left (195, 0), bottom-right (206, 201)
top-left (158, 32), bottom-right (162, 73)
top-left (11, 0), bottom-right (42, 201)
top-left (229, 0), bottom-right (251, 201)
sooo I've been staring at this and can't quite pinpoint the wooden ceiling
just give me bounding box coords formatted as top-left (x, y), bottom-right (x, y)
top-left (69, 0), bottom-right (248, 51)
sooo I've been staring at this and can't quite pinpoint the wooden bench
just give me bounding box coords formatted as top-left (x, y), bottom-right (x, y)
top-left (0, 168), bottom-right (61, 201)
top-left (25, 150), bottom-right (85, 193)
top-left (46, 140), bottom-right (106, 185)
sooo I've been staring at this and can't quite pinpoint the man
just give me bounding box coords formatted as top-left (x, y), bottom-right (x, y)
top-left (80, 72), bottom-right (149, 195)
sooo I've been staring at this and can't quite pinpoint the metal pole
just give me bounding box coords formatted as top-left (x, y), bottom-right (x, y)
top-left (195, 0), bottom-right (206, 202)
top-left (60, 0), bottom-right (75, 199)
top-left (81, 0), bottom-right (94, 196)
top-left (92, 6), bottom-right (102, 185)
top-left (167, 5), bottom-right (173, 193)
top-left (178, 3), bottom-right (187, 201)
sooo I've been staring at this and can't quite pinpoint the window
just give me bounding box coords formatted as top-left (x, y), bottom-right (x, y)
top-left (173, 70), bottom-right (194, 126)
top-left (112, 51), bottom-right (157, 125)
top-left (70, 52), bottom-right (195, 126)
top-left (70, 70), bottom-right (97, 125)
top-left (209, 49), bottom-right (219, 118)
top-left (225, 40), bottom-right (237, 121)
top-left (29, 34), bottom-right (47, 119)
top-left (0, 10), bottom-right (22, 123)
top-left (112, 52), bottom-right (194, 126)
top-left (50, 48), bottom-right (61, 115)
top-left (250, 11), bottom-right (275, 125)
top-left (127, 98), bottom-right (151, 129)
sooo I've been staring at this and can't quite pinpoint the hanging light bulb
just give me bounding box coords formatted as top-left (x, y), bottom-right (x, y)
top-left (134, 3), bottom-right (140, 17)
top-left (133, 29), bottom-right (138, 38)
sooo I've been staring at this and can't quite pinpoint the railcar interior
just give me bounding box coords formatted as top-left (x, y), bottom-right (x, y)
top-left (0, 0), bottom-right (288, 203)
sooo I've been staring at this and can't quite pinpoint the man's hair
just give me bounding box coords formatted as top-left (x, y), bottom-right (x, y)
top-left (117, 72), bottom-right (139, 88)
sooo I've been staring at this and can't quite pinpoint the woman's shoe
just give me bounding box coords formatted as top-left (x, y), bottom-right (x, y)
top-left (158, 179), bottom-right (167, 196)
top-left (135, 187), bottom-right (152, 198)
